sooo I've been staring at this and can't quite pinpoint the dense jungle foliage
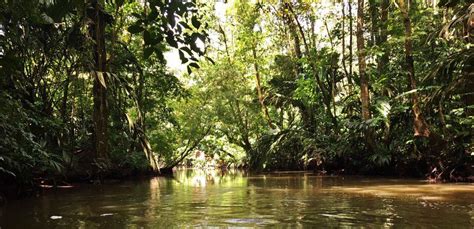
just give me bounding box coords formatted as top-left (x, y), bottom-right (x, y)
top-left (0, 0), bottom-right (473, 189)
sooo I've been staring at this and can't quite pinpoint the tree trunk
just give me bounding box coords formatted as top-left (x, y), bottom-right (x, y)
top-left (356, 0), bottom-right (376, 151)
top-left (90, 0), bottom-right (109, 161)
top-left (368, 0), bottom-right (378, 47)
top-left (138, 2), bottom-right (147, 122)
top-left (465, 7), bottom-right (474, 148)
top-left (284, 7), bottom-right (313, 131)
top-left (398, 0), bottom-right (430, 137)
top-left (348, 0), bottom-right (354, 84)
top-left (61, 72), bottom-right (71, 123)
top-left (285, 2), bottom-right (336, 130)
top-left (357, 0), bottom-right (371, 121)
top-left (342, 0), bottom-right (348, 77)
top-left (377, 0), bottom-right (389, 77)
top-left (252, 48), bottom-right (273, 128)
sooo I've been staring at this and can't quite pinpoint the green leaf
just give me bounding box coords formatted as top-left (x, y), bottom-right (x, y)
top-left (115, 0), bottom-right (124, 7)
top-left (96, 71), bottom-right (107, 89)
top-left (143, 30), bottom-right (151, 45)
top-left (147, 8), bottom-right (159, 21)
top-left (155, 50), bottom-right (164, 63)
top-left (191, 16), bottom-right (201, 29)
top-left (205, 56), bottom-right (215, 65)
top-left (166, 31), bottom-right (178, 48)
top-left (180, 46), bottom-right (193, 55)
top-left (128, 24), bottom-right (143, 34)
top-left (178, 50), bottom-right (187, 64)
top-left (125, 113), bottom-right (134, 131)
top-left (179, 21), bottom-right (191, 30)
top-left (189, 62), bottom-right (200, 69)
top-left (153, 33), bottom-right (164, 45)
top-left (144, 47), bottom-right (154, 59)
top-left (167, 10), bottom-right (177, 27)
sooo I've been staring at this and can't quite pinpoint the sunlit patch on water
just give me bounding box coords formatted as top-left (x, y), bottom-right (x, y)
top-left (320, 213), bottom-right (356, 220)
top-left (329, 184), bottom-right (474, 200)
top-left (419, 196), bottom-right (444, 201)
top-left (101, 205), bottom-right (120, 209)
top-left (225, 218), bottom-right (279, 225)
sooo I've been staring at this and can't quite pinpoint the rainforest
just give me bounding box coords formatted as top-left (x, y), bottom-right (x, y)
top-left (0, 0), bottom-right (473, 227)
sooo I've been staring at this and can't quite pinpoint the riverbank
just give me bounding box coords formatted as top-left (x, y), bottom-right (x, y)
top-left (2, 166), bottom-right (473, 202)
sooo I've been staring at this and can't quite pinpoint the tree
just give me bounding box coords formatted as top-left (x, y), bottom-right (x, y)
top-left (397, 0), bottom-right (431, 137)
top-left (356, 0), bottom-right (371, 122)
top-left (88, 0), bottom-right (110, 162)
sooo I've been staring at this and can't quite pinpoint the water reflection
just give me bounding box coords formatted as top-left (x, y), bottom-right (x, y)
top-left (173, 168), bottom-right (247, 187)
top-left (0, 170), bottom-right (473, 228)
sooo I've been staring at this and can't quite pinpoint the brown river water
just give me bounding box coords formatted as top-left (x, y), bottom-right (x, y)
top-left (0, 169), bottom-right (473, 228)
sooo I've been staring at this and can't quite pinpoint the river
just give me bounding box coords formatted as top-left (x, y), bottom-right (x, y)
top-left (1, 169), bottom-right (473, 228)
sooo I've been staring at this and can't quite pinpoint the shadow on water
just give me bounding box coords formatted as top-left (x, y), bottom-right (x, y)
top-left (0, 169), bottom-right (473, 228)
